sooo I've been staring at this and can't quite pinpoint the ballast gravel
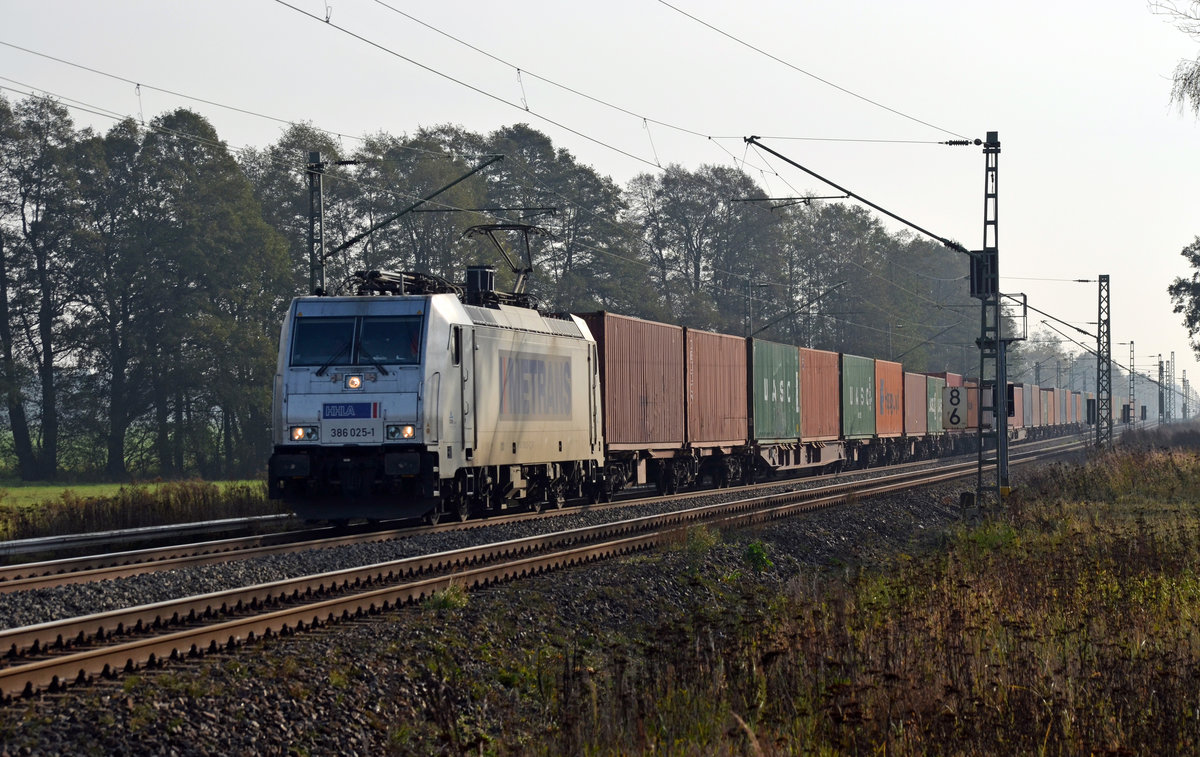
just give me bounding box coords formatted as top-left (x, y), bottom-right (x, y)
top-left (0, 473), bottom-right (1010, 755)
top-left (0, 462), bottom-right (959, 631)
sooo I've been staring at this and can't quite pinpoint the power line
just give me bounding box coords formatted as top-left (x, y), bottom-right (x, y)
top-left (271, 0), bottom-right (663, 171)
top-left (373, 4), bottom-right (949, 147)
top-left (656, 0), bottom-right (970, 141)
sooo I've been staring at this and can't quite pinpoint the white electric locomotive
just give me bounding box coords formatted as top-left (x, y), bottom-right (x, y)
top-left (268, 267), bottom-right (605, 523)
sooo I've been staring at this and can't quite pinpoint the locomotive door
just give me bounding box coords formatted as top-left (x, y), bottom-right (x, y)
top-left (459, 326), bottom-right (476, 455)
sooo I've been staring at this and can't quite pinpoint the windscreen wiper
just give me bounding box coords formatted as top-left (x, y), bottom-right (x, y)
top-left (357, 345), bottom-right (390, 376)
top-left (315, 340), bottom-right (350, 377)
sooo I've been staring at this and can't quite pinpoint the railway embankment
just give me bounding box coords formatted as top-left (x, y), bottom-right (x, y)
top-left (4, 430), bottom-right (1200, 754)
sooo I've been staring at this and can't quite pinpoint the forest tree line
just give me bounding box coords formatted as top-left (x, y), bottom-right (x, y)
top-left (0, 95), bottom-right (1084, 481)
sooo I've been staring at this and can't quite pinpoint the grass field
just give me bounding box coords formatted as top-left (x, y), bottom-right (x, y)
top-left (0, 479), bottom-right (286, 541)
top-left (0, 480), bottom-right (262, 510)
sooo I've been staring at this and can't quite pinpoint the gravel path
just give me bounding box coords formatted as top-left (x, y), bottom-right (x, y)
top-left (0, 473), bottom-right (985, 756)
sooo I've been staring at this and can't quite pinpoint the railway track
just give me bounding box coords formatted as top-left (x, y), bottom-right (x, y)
top-left (0, 436), bottom-right (1086, 703)
top-left (0, 433), bottom-right (1087, 594)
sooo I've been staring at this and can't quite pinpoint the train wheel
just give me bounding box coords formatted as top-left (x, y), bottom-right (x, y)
top-left (425, 508), bottom-right (442, 526)
top-left (453, 498), bottom-right (471, 522)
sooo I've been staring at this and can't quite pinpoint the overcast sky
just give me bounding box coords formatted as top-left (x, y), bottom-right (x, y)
top-left (3, 1), bottom-right (1200, 399)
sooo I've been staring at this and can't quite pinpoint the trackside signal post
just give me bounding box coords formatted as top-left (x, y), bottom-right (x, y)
top-left (970, 131), bottom-right (1021, 503)
top-left (1096, 275), bottom-right (1113, 449)
top-left (741, 131), bottom-right (1016, 502)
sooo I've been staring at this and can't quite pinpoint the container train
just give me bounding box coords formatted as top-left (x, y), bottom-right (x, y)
top-left (268, 268), bottom-right (1093, 523)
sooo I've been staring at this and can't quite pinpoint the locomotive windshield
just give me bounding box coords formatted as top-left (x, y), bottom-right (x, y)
top-left (290, 315), bottom-right (423, 367)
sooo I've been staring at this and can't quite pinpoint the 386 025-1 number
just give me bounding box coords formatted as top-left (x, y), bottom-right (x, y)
top-left (329, 426), bottom-right (376, 439)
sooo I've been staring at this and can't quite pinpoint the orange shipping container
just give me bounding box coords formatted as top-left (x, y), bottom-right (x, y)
top-left (875, 359), bottom-right (904, 437)
top-left (799, 347), bottom-right (840, 441)
top-left (685, 329), bottom-right (748, 445)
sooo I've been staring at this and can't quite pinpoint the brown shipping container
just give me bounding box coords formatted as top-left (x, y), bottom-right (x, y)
top-left (799, 347), bottom-right (840, 441)
top-left (685, 329), bottom-right (749, 445)
top-left (875, 359), bottom-right (904, 437)
top-left (1010, 384), bottom-right (1024, 429)
top-left (964, 379), bottom-right (980, 430)
top-left (579, 312), bottom-right (685, 450)
top-left (904, 372), bottom-right (927, 436)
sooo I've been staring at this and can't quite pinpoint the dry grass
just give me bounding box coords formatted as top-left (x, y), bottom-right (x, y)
top-left (524, 442), bottom-right (1200, 753)
top-left (0, 480), bottom-right (284, 541)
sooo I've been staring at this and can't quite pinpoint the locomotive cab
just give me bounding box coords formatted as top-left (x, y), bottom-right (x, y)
top-left (268, 293), bottom-right (446, 521)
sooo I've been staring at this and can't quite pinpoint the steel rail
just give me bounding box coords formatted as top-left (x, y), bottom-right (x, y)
top-left (0, 432), bottom-right (1088, 593)
top-left (0, 441), bottom-right (1091, 703)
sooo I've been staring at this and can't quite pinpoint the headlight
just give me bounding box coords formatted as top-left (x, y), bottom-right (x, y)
top-left (344, 374), bottom-right (363, 390)
top-left (290, 426), bottom-right (319, 441)
top-left (386, 424), bottom-right (416, 440)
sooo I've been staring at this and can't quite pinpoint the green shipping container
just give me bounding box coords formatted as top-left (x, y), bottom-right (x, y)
top-left (927, 375), bottom-right (946, 434)
top-left (750, 339), bottom-right (800, 442)
top-left (841, 354), bottom-right (876, 439)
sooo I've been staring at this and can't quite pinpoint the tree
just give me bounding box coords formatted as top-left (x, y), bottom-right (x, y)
top-left (626, 164), bottom-right (781, 331)
top-left (241, 123), bottom-right (349, 293)
top-left (0, 96), bottom-right (81, 480)
top-left (133, 109), bottom-right (290, 477)
top-left (1153, 1), bottom-right (1200, 115)
top-left (70, 118), bottom-right (154, 478)
top-left (480, 124), bottom-right (646, 314)
top-left (1168, 237), bottom-right (1200, 355)
top-left (349, 126), bottom-right (489, 284)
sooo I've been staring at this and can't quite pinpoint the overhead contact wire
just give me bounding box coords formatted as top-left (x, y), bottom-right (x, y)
top-left (656, 0), bottom-right (969, 141)
top-left (272, 0), bottom-right (662, 171)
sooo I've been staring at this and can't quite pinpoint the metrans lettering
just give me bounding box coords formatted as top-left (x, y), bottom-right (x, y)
top-left (499, 351), bottom-right (572, 419)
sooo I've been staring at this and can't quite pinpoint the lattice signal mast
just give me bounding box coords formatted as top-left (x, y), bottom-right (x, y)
top-left (1096, 275), bottom-right (1112, 449)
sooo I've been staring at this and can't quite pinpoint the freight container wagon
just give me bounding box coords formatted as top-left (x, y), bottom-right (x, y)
top-left (926, 375), bottom-right (946, 436)
top-left (875, 359), bottom-right (904, 438)
top-left (748, 338), bottom-right (799, 443)
top-left (1010, 383), bottom-right (1025, 430)
top-left (841, 354), bottom-right (876, 440)
top-left (800, 348), bottom-right (840, 442)
top-left (1018, 383), bottom-right (1033, 429)
top-left (903, 371), bottom-right (928, 437)
top-left (683, 327), bottom-right (751, 487)
top-left (580, 312), bottom-right (683, 451)
top-left (579, 311), bottom-right (684, 495)
top-left (964, 379), bottom-right (980, 431)
top-left (685, 328), bottom-right (748, 446)
top-left (1030, 384), bottom-right (1042, 428)
top-left (751, 340), bottom-right (843, 473)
